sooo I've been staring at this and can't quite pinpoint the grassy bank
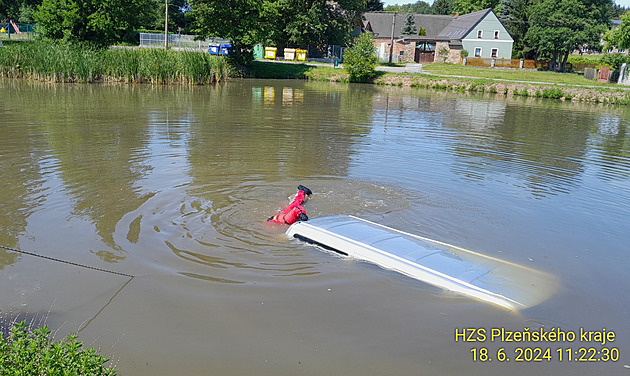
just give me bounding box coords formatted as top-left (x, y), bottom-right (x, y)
top-left (0, 41), bottom-right (230, 84)
top-left (249, 61), bottom-right (630, 105)
top-left (421, 63), bottom-right (617, 86)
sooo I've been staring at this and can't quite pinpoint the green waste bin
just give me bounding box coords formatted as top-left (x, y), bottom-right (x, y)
top-left (253, 44), bottom-right (264, 60)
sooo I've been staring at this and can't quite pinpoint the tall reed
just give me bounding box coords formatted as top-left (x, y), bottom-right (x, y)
top-left (0, 41), bottom-right (231, 84)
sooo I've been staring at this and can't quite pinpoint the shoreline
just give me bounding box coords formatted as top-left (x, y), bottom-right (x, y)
top-left (289, 64), bottom-right (630, 105)
top-left (248, 59), bottom-right (630, 105)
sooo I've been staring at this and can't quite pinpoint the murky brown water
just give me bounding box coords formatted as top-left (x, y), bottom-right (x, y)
top-left (1, 79), bottom-right (629, 375)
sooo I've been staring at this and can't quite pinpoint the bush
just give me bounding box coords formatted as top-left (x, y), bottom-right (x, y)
top-left (343, 33), bottom-right (378, 83)
top-left (599, 53), bottom-right (630, 71)
top-left (541, 88), bottom-right (564, 99)
top-left (0, 321), bottom-right (118, 375)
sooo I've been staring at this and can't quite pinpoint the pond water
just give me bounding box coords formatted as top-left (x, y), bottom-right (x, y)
top-left (1, 78), bottom-right (629, 375)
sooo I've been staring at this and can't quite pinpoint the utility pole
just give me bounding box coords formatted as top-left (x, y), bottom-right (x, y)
top-left (388, 12), bottom-right (397, 64)
top-left (164, 0), bottom-right (169, 49)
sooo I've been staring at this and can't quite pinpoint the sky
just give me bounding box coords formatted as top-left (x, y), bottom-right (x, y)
top-left (380, 0), bottom-right (630, 9)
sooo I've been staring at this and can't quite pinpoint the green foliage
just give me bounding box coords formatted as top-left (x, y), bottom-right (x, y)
top-left (366, 0), bottom-right (384, 11)
top-left (264, 0), bottom-right (367, 50)
top-left (567, 55), bottom-right (602, 65)
top-left (460, 49), bottom-right (469, 58)
top-left (401, 14), bottom-right (418, 35)
top-left (431, 0), bottom-right (453, 15)
top-left (343, 33), bottom-right (378, 82)
top-left (34, 0), bottom-right (150, 48)
top-left (525, 0), bottom-right (611, 70)
top-left (453, 0), bottom-right (499, 14)
top-left (513, 88), bottom-right (529, 96)
top-left (499, 0), bottom-right (532, 59)
top-left (418, 27), bottom-right (427, 36)
top-left (438, 47), bottom-right (450, 62)
top-left (599, 53), bottom-right (630, 71)
top-left (604, 11), bottom-right (630, 50)
top-left (0, 41), bottom-right (231, 83)
top-left (385, 1), bottom-right (432, 14)
top-left (0, 0), bottom-right (39, 20)
top-left (0, 321), bottom-right (117, 375)
top-left (190, 0), bottom-right (369, 59)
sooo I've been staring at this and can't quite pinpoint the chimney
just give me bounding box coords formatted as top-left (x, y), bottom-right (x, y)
top-left (455, 12), bottom-right (459, 18)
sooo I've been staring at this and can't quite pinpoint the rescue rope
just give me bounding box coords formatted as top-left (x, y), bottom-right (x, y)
top-left (0, 245), bottom-right (136, 278)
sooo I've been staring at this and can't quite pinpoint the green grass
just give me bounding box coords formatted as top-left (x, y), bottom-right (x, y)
top-left (247, 61), bottom-right (314, 79)
top-left (0, 321), bottom-right (117, 375)
top-left (0, 40), bottom-right (231, 84)
top-left (422, 63), bottom-right (616, 87)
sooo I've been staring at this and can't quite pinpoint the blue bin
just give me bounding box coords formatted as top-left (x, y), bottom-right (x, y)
top-left (209, 44), bottom-right (220, 55)
top-left (220, 44), bottom-right (233, 55)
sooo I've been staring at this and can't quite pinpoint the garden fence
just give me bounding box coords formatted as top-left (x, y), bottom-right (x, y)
top-left (139, 32), bottom-right (226, 51)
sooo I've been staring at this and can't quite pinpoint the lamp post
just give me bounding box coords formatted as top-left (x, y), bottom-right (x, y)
top-left (164, 0), bottom-right (169, 49)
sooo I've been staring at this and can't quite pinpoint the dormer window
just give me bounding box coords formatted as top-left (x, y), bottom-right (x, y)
top-left (494, 30), bottom-right (499, 39)
top-left (477, 30), bottom-right (482, 38)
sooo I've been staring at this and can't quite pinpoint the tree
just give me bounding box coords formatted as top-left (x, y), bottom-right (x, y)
top-left (431, 0), bottom-right (452, 14)
top-left (605, 11), bottom-right (630, 50)
top-left (386, 1), bottom-right (432, 14)
top-left (260, 0), bottom-right (368, 52)
top-left (34, 0), bottom-right (149, 47)
top-left (401, 14), bottom-right (418, 34)
top-left (0, 0), bottom-right (41, 22)
top-left (143, 0), bottom-right (192, 32)
top-left (525, 0), bottom-right (612, 71)
top-left (190, 0), bottom-right (368, 59)
top-left (189, 0), bottom-right (263, 59)
top-left (499, 0), bottom-right (531, 58)
top-left (453, 0), bottom-right (499, 14)
top-left (344, 32), bottom-right (378, 82)
top-left (366, 0), bottom-right (384, 11)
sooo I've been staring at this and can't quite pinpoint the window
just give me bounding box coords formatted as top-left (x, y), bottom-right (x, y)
top-left (494, 30), bottom-right (500, 39)
top-left (491, 48), bottom-right (498, 58)
top-left (474, 47), bottom-right (482, 57)
top-left (477, 30), bottom-right (483, 38)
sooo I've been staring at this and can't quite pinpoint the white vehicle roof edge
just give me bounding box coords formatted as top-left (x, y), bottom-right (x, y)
top-left (287, 216), bottom-right (555, 311)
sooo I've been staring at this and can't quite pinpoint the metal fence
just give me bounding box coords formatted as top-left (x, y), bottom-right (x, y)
top-left (0, 22), bottom-right (38, 40)
top-left (139, 32), bottom-right (227, 51)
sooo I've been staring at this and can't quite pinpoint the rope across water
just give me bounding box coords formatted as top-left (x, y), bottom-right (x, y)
top-left (0, 245), bottom-right (136, 278)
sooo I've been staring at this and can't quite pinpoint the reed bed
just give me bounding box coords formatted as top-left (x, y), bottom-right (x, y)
top-left (0, 41), bottom-right (231, 84)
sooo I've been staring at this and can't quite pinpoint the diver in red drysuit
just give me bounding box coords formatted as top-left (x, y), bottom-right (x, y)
top-left (267, 185), bottom-right (313, 225)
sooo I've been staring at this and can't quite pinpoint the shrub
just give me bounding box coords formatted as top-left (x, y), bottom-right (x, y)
top-left (344, 33), bottom-right (378, 82)
top-left (438, 47), bottom-right (450, 63)
top-left (599, 53), bottom-right (630, 71)
top-left (0, 321), bottom-right (118, 375)
top-left (541, 88), bottom-right (564, 99)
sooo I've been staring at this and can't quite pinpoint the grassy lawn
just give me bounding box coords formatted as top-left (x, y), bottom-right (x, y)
top-left (421, 63), bottom-right (617, 88)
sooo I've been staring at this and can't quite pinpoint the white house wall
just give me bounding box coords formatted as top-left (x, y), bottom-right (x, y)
top-left (461, 12), bottom-right (513, 59)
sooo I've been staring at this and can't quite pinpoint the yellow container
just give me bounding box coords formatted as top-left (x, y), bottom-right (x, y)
top-left (296, 49), bottom-right (307, 61)
top-left (264, 47), bottom-right (277, 60)
top-left (284, 48), bottom-right (296, 61)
